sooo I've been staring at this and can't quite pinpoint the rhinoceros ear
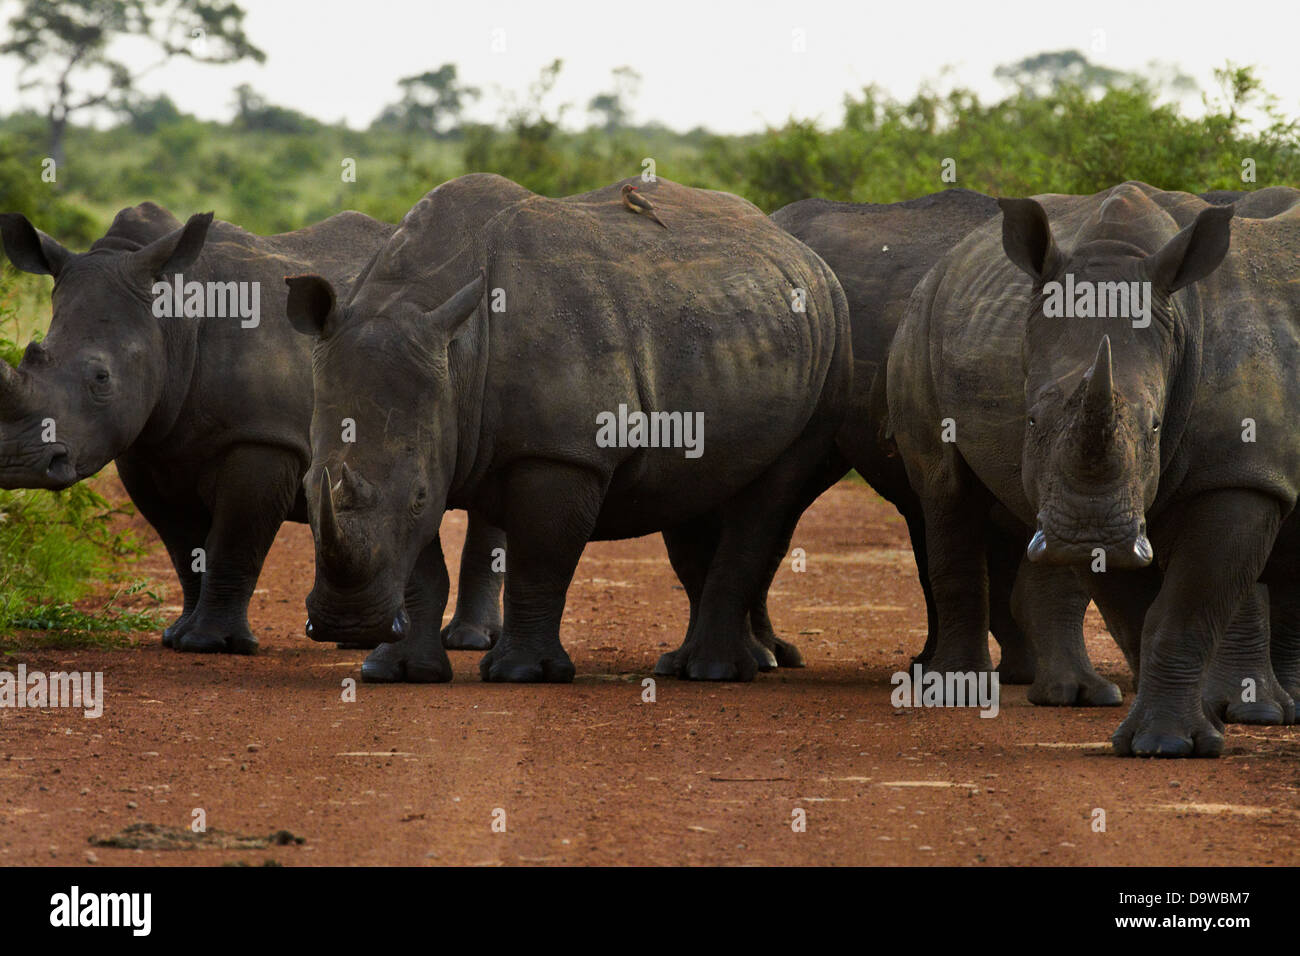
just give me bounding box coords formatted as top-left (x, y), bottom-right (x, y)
top-left (131, 211), bottom-right (213, 282)
top-left (999, 198), bottom-right (1061, 283)
top-left (0, 213), bottom-right (72, 277)
top-left (1143, 204), bottom-right (1233, 294)
top-left (423, 270), bottom-right (486, 337)
top-left (285, 274), bottom-right (339, 338)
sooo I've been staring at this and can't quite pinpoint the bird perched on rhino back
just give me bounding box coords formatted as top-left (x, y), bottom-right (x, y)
top-left (621, 183), bottom-right (668, 228)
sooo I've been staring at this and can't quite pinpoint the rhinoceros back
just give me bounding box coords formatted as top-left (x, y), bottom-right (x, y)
top-left (355, 174), bottom-right (851, 514)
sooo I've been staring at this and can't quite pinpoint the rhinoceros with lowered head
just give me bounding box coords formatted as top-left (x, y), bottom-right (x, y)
top-left (888, 180), bottom-right (1300, 756)
top-left (285, 173), bottom-right (852, 683)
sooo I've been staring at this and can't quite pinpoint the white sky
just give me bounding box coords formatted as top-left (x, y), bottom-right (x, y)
top-left (2, 0), bottom-right (1298, 133)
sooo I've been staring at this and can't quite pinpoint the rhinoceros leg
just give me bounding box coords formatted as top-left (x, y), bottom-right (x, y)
top-left (743, 452), bottom-right (850, 670)
top-left (1013, 560), bottom-right (1121, 706)
top-left (908, 518), bottom-right (1026, 681)
top-left (1077, 562), bottom-right (1159, 678)
top-left (1112, 489), bottom-right (1282, 757)
top-left (987, 527), bottom-right (1034, 684)
top-left (1203, 584), bottom-right (1295, 725)
top-left (478, 460), bottom-right (600, 683)
top-left (660, 515), bottom-right (779, 673)
top-left (657, 430), bottom-right (845, 682)
top-left (1269, 585), bottom-right (1300, 703)
top-left (116, 457), bottom-right (210, 648)
top-left (361, 535), bottom-right (453, 683)
top-left (170, 445), bottom-right (301, 654)
top-left (747, 601), bottom-right (801, 668)
top-left (904, 510), bottom-right (941, 667)
top-left (914, 493), bottom-right (994, 687)
top-left (440, 510), bottom-right (504, 651)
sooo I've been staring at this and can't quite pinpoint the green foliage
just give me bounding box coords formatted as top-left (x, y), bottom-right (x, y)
top-left (718, 65), bottom-right (1298, 211)
top-left (0, 138), bottom-right (97, 243)
top-left (0, 479), bottom-right (162, 646)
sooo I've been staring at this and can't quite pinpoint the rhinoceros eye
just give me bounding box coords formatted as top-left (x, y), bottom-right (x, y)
top-left (1152, 419), bottom-right (1160, 432)
top-left (88, 364), bottom-right (112, 399)
top-left (1027, 415), bottom-right (1036, 428)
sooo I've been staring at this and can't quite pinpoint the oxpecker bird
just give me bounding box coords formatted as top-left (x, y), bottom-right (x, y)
top-left (621, 184), bottom-right (668, 228)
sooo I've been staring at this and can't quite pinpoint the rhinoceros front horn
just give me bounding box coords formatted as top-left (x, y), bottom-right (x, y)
top-left (0, 359), bottom-right (28, 420)
top-left (1084, 336), bottom-right (1115, 422)
top-left (1080, 335), bottom-right (1117, 451)
top-left (317, 468), bottom-right (345, 561)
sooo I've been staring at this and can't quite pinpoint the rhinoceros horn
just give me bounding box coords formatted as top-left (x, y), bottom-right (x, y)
top-left (1082, 336), bottom-right (1116, 435)
top-left (425, 270), bottom-right (487, 332)
top-left (0, 359), bottom-right (29, 420)
top-left (338, 461), bottom-right (363, 508)
top-left (317, 467), bottom-right (345, 561)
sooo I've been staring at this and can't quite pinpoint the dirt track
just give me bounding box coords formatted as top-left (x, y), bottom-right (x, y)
top-left (3, 478), bottom-right (1300, 866)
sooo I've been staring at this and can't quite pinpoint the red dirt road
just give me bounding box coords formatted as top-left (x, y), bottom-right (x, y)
top-left (3, 479), bottom-right (1300, 866)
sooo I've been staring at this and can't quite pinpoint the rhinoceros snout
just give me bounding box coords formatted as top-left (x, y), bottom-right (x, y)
top-left (44, 445), bottom-right (75, 487)
top-left (1027, 513), bottom-right (1153, 569)
top-left (303, 606), bottom-right (409, 647)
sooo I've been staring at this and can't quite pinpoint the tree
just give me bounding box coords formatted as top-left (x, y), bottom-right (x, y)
top-left (1, 0), bottom-right (265, 169)
top-left (994, 50), bottom-right (1132, 98)
top-left (123, 90), bottom-right (182, 132)
top-left (587, 66), bottom-right (641, 131)
top-left (373, 63), bottom-right (479, 137)
top-left (231, 83), bottom-right (315, 134)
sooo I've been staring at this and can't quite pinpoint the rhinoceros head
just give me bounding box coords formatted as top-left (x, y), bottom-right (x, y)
top-left (0, 210), bottom-right (212, 489)
top-left (999, 197), bottom-right (1232, 569)
top-left (286, 269), bottom-right (486, 646)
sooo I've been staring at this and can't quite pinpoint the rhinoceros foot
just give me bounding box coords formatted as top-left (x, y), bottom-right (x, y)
top-left (654, 641), bottom-right (760, 682)
top-left (479, 639), bottom-right (574, 683)
top-left (1028, 670), bottom-right (1122, 707)
top-left (441, 619), bottom-right (499, 651)
top-left (911, 655), bottom-right (996, 705)
top-left (1203, 668), bottom-right (1296, 726)
top-left (161, 614), bottom-right (193, 649)
top-left (361, 637), bottom-right (452, 683)
top-left (751, 629), bottom-right (803, 668)
top-left (993, 645), bottom-right (1036, 685)
top-left (1111, 697), bottom-right (1225, 758)
top-left (174, 626), bottom-right (258, 655)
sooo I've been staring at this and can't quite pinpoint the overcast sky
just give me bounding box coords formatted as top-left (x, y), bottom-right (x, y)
top-left (2, 0), bottom-right (1298, 133)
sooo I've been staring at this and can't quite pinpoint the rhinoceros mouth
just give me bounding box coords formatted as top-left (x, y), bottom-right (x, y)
top-left (1027, 512), bottom-right (1152, 569)
top-left (303, 600), bottom-right (409, 647)
top-left (0, 441), bottom-right (77, 490)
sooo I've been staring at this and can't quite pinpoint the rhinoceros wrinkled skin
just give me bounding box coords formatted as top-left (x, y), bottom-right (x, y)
top-left (769, 190), bottom-right (1125, 706)
top-left (285, 173), bottom-right (853, 684)
top-left (888, 180), bottom-right (1300, 756)
top-left (0, 203), bottom-right (393, 654)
